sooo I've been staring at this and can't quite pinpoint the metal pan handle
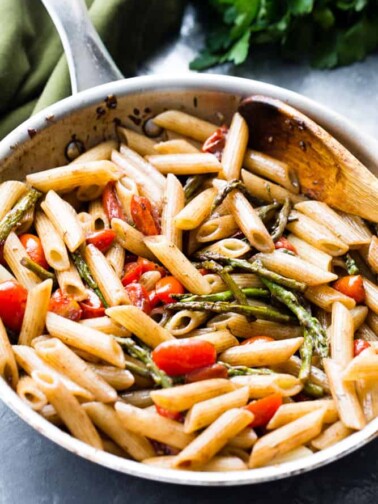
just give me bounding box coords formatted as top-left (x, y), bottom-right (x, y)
top-left (41, 0), bottom-right (124, 94)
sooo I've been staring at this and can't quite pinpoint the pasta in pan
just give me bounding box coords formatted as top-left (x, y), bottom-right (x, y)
top-left (0, 104), bottom-right (377, 473)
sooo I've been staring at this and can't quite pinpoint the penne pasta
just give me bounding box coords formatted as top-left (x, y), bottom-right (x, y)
top-left (221, 112), bottom-right (249, 180)
top-left (267, 400), bottom-right (338, 430)
top-left (88, 364), bottom-right (134, 391)
top-left (70, 140), bottom-right (118, 164)
top-left (342, 347), bottom-right (378, 381)
top-left (154, 139), bottom-right (199, 154)
top-left (199, 238), bottom-right (251, 259)
top-left (3, 232), bottom-right (41, 289)
top-left (56, 259), bottom-right (87, 301)
top-left (79, 316), bottom-right (130, 337)
top-left (147, 153), bottom-right (222, 176)
top-left (88, 198), bottom-right (109, 230)
top-left (174, 188), bottom-right (216, 230)
top-left (117, 127), bottom-right (156, 156)
top-left (330, 302), bottom-right (354, 367)
top-left (165, 310), bottom-right (208, 337)
top-left (274, 356), bottom-right (330, 393)
top-left (189, 329), bottom-right (239, 353)
top-left (0, 264), bottom-right (14, 282)
top-left (143, 455), bottom-right (248, 472)
top-left (19, 279), bottom-right (53, 346)
top-left (287, 234), bottom-right (332, 271)
top-left (362, 278), bottom-right (378, 315)
top-left (35, 210), bottom-right (70, 271)
top-left (119, 143), bottom-right (166, 191)
top-left (305, 285), bottom-right (356, 312)
top-left (0, 319), bottom-right (19, 389)
top-left (230, 374), bottom-right (303, 398)
top-left (241, 169), bottom-right (305, 204)
top-left (196, 215), bottom-right (239, 243)
top-left (105, 242), bottom-right (126, 278)
top-left (311, 420), bottom-right (353, 451)
top-left (115, 177), bottom-right (139, 222)
top-left (0, 181), bottom-right (27, 220)
top-left (111, 218), bottom-right (156, 260)
top-left (17, 375), bottom-right (47, 411)
top-left (161, 174), bottom-right (185, 249)
top-left (152, 110), bottom-right (217, 142)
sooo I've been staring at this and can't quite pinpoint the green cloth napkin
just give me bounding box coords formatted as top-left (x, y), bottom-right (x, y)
top-left (0, 0), bottom-right (185, 139)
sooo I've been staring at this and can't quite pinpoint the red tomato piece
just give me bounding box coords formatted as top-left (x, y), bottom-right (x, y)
top-left (241, 336), bottom-right (275, 345)
top-left (244, 393), bottom-right (283, 428)
top-left (86, 229), bottom-right (116, 253)
top-left (274, 237), bottom-right (297, 254)
top-left (121, 262), bottom-right (143, 286)
top-left (49, 289), bottom-right (82, 321)
top-left (354, 339), bottom-right (371, 357)
top-left (19, 234), bottom-right (49, 270)
top-left (202, 126), bottom-right (228, 161)
top-left (79, 290), bottom-right (105, 319)
top-left (152, 339), bottom-right (216, 376)
top-left (0, 280), bottom-right (28, 332)
top-left (155, 276), bottom-right (185, 304)
top-left (102, 181), bottom-right (125, 221)
top-left (333, 275), bottom-right (365, 303)
top-left (130, 195), bottom-right (160, 236)
top-left (125, 283), bottom-right (152, 314)
top-left (148, 290), bottom-right (161, 309)
top-left (185, 363), bottom-right (228, 383)
top-left (155, 405), bottom-right (183, 422)
top-left (137, 257), bottom-right (165, 276)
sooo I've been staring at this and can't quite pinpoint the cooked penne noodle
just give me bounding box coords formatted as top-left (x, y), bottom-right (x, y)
top-left (84, 244), bottom-right (129, 306)
top-left (196, 215), bottom-right (239, 243)
top-left (79, 316), bottom-right (130, 337)
top-left (34, 338), bottom-right (117, 403)
top-left (17, 375), bottom-right (48, 411)
top-left (151, 379), bottom-right (236, 412)
top-left (56, 260), bottom-right (87, 301)
top-left (305, 285), bottom-right (356, 312)
top-left (357, 377), bottom-right (378, 421)
top-left (77, 212), bottom-right (94, 234)
top-left (350, 306), bottom-right (369, 331)
top-left (241, 169), bottom-right (305, 204)
top-left (111, 218), bottom-right (156, 260)
top-left (40, 404), bottom-right (61, 425)
top-left (3, 232), bottom-right (41, 289)
top-left (115, 177), bottom-right (139, 222)
top-left (46, 312), bottom-right (125, 368)
top-left (255, 251), bottom-right (337, 286)
top-left (0, 319), bottom-right (19, 389)
top-left (84, 402), bottom-right (155, 460)
top-left (41, 190), bottom-right (85, 252)
top-left (154, 139), bottom-right (199, 154)
top-left (330, 302), bottom-right (354, 367)
top-left (337, 212), bottom-right (373, 242)
top-left (161, 174), bottom-right (185, 250)
top-left (323, 359), bottom-right (366, 430)
top-left (311, 420), bottom-right (353, 450)
top-left (269, 446), bottom-right (313, 465)
top-left (147, 153), bottom-right (222, 176)
top-left (219, 338), bottom-right (303, 367)
top-left (19, 280), bottom-right (53, 346)
top-left (0, 181), bottom-right (27, 221)
top-left (89, 364), bottom-right (134, 390)
top-left (286, 210), bottom-right (349, 256)
top-left (119, 143), bottom-right (166, 191)
top-left (32, 369), bottom-right (103, 449)
top-left (173, 408), bottom-right (253, 470)
top-left (106, 305), bottom-right (174, 348)
top-left (366, 311), bottom-right (378, 335)
top-left (88, 198), bottom-right (109, 230)
top-left (267, 400), bottom-right (338, 430)
top-left (0, 264), bottom-right (14, 282)
top-left (76, 185), bottom-right (104, 202)
top-left (152, 110), bottom-right (217, 142)
top-left (143, 455), bottom-right (247, 472)
top-left (295, 201), bottom-right (370, 248)
top-left (362, 278), bottom-right (378, 315)
top-left (274, 356), bottom-right (330, 393)
top-left (115, 402), bottom-right (195, 449)
top-left (249, 409), bottom-right (325, 468)
top-left (13, 345), bottom-right (93, 401)
top-left (342, 348), bottom-right (378, 380)
top-left (71, 139), bottom-right (117, 164)
top-left (361, 236), bottom-right (378, 274)
top-left (35, 210), bottom-right (70, 271)
top-left (190, 329), bottom-right (239, 353)
top-left (138, 270), bottom-right (161, 292)
top-left (117, 127), bottom-right (156, 156)
top-left (144, 235), bottom-right (212, 295)
top-left (27, 161), bottom-right (120, 193)
top-left (243, 150), bottom-right (299, 193)
top-left (227, 428), bottom-right (258, 449)
top-left (165, 310), bottom-right (208, 337)
top-left (199, 238), bottom-right (251, 258)
top-left (356, 323), bottom-right (378, 342)
top-left (287, 234), bottom-right (332, 271)
top-left (221, 112), bottom-right (248, 180)
top-left (105, 242), bottom-right (126, 278)
top-left (184, 386), bottom-right (250, 433)
top-left (231, 374), bottom-right (303, 398)
top-left (174, 188), bottom-right (216, 230)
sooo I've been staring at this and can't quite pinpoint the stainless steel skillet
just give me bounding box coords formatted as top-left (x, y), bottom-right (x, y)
top-left (0, 0), bottom-right (377, 486)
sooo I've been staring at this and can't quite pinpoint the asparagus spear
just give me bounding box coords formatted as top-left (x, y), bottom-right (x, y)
top-left (261, 278), bottom-right (328, 358)
top-left (200, 259), bottom-right (248, 305)
top-left (298, 328), bottom-right (313, 382)
top-left (184, 174), bottom-right (212, 201)
top-left (271, 198), bottom-right (291, 242)
top-left (256, 202), bottom-right (281, 222)
top-left (303, 382), bottom-right (324, 398)
top-left (173, 287), bottom-right (270, 303)
top-left (345, 253), bottom-right (359, 275)
top-left (20, 257), bottom-right (56, 283)
top-left (0, 188), bottom-right (42, 242)
top-left (115, 337), bottom-right (173, 388)
top-left (211, 179), bottom-right (250, 213)
top-left (165, 300), bottom-right (294, 323)
top-left (195, 252), bottom-right (307, 292)
top-left (71, 251), bottom-right (109, 308)
top-left (220, 361), bottom-right (273, 377)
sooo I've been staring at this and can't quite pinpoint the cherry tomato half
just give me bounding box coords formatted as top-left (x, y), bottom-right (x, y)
top-left (79, 290), bottom-right (105, 319)
top-left (137, 257), bottom-right (165, 276)
top-left (155, 405), bottom-right (183, 422)
top-left (125, 283), bottom-right (151, 314)
top-left (49, 289), bottom-right (82, 321)
top-left (333, 275), bottom-right (365, 303)
top-left (152, 339), bottom-right (216, 376)
top-left (244, 393), bottom-right (283, 428)
top-left (0, 280), bottom-right (28, 332)
top-left (86, 229), bottom-right (116, 254)
top-left (354, 339), bottom-right (371, 357)
top-left (130, 195), bottom-right (160, 236)
top-left (241, 336), bottom-right (275, 346)
top-left (155, 276), bottom-right (185, 304)
top-left (102, 181), bottom-right (125, 221)
top-left (19, 234), bottom-right (49, 270)
top-left (202, 125), bottom-right (228, 161)
top-left (274, 237), bottom-right (297, 254)
top-left (185, 363), bottom-right (228, 383)
top-left (121, 262), bottom-right (143, 286)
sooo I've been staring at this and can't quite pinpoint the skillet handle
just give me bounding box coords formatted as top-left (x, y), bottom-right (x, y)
top-left (41, 0), bottom-right (124, 94)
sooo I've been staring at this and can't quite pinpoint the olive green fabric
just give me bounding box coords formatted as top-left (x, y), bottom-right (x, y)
top-left (0, 0), bottom-right (185, 139)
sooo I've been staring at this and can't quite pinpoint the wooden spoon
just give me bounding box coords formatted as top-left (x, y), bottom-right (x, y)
top-left (238, 95), bottom-right (378, 222)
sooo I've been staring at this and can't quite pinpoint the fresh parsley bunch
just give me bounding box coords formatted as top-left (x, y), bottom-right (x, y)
top-left (191, 0), bottom-right (378, 70)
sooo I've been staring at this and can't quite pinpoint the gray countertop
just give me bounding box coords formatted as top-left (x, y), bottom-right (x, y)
top-left (1, 4), bottom-right (378, 503)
